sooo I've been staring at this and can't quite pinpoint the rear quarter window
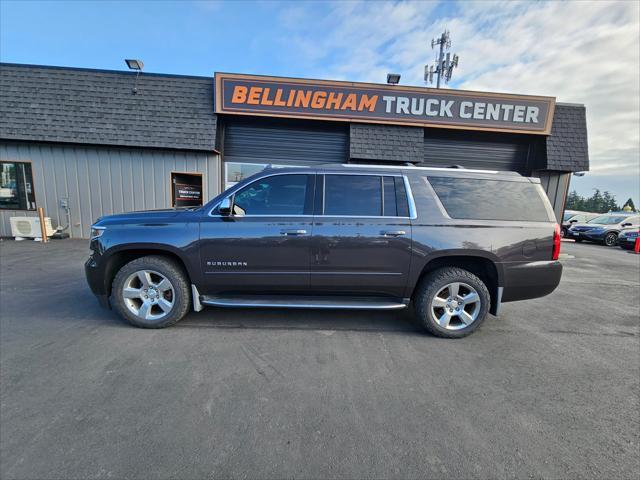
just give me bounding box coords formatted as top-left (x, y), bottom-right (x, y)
top-left (427, 176), bottom-right (551, 222)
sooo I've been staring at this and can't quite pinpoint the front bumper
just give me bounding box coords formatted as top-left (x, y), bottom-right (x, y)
top-left (85, 254), bottom-right (111, 309)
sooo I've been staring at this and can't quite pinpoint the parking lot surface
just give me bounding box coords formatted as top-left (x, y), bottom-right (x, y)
top-left (1, 239), bottom-right (639, 479)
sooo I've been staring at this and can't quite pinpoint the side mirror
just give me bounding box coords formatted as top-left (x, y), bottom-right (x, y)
top-left (218, 197), bottom-right (232, 216)
top-left (622, 222), bottom-right (632, 227)
top-left (569, 219), bottom-right (578, 223)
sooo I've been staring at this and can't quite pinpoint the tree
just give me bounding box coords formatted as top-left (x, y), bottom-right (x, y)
top-left (622, 198), bottom-right (636, 212)
top-left (565, 189), bottom-right (621, 213)
top-left (566, 190), bottom-right (583, 210)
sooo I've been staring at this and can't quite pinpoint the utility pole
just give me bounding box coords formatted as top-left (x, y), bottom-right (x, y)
top-left (425, 30), bottom-right (459, 88)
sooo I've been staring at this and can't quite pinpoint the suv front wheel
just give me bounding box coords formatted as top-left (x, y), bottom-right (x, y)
top-left (414, 267), bottom-right (490, 338)
top-left (111, 256), bottom-right (191, 328)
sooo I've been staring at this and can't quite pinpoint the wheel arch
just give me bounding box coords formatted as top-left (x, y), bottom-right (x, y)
top-left (410, 251), bottom-right (503, 315)
top-left (102, 245), bottom-right (192, 298)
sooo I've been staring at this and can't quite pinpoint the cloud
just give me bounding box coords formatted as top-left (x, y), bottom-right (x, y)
top-left (276, 0), bottom-right (640, 200)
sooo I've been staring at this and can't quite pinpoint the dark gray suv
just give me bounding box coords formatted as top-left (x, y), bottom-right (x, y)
top-left (86, 164), bottom-right (562, 338)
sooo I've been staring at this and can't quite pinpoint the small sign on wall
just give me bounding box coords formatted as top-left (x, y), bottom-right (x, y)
top-left (171, 172), bottom-right (203, 208)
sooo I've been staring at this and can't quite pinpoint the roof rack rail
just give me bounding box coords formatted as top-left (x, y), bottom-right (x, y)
top-left (340, 164), bottom-right (501, 174)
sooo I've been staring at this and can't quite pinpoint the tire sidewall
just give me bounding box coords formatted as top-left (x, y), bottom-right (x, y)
top-left (604, 232), bottom-right (617, 247)
top-left (111, 256), bottom-right (190, 328)
top-left (414, 267), bottom-right (490, 338)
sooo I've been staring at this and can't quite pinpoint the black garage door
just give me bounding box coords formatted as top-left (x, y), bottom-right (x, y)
top-left (423, 130), bottom-right (531, 173)
top-left (223, 116), bottom-right (348, 165)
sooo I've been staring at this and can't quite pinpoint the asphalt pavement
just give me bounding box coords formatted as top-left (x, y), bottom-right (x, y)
top-left (1, 238), bottom-right (638, 479)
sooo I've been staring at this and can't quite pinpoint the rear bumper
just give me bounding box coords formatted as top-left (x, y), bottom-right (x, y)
top-left (501, 260), bottom-right (563, 303)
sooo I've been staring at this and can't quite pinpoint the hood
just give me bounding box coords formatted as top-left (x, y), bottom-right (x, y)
top-left (93, 208), bottom-right (191, 226)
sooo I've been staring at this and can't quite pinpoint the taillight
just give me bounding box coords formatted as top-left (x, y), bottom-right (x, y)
top-left (552, 223), bottom-right (561, 260)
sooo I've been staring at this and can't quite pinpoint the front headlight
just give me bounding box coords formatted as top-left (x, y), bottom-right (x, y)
top-left (90, 226), bottom-right (106, 240)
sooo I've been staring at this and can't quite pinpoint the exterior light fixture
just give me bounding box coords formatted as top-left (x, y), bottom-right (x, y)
top-left (386, 73), bottom-right (401, 85)
top-left (125, 59), bottom-right (144, 71)
top-left (124, 59), bottom-right (144, 94)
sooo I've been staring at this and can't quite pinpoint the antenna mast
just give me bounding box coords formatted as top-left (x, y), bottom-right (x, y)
top-left (425, 30), bottom-right (459, 88)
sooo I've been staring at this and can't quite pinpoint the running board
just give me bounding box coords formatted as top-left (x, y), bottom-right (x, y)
top-left (200, 295), bottom-right (409, 310)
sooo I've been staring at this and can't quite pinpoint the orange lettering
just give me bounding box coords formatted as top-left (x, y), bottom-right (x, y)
top-left (286, 89), bottom-right (296, 106)
top-left (273, 88), bottom-right (286, 107)
top-left (295, 90), bottom-right (311, 108)
top-left (326, 92), bottom-right (343, 109)
top-left (247, 87), bottom-right (262, 105)
top-left (231, 86), bottom-right (248, 103)
top-left (359, 94), bottom-right (378, 112)
top-left (260, 87), bottom-right (274, 106)
top-left (311, 91), bottom-right (327, 109)
top-left (341, 93), bottom-right (357, 110)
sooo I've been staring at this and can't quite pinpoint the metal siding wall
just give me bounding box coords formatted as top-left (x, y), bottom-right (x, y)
top-left (0, 141), bottom-right (220, 238)
top-left (532, 170), bottom-right (571, 222)
top-left (423, 135), bottom-right (529, 172)
top-left (224, 117), bottom-right (348, 164)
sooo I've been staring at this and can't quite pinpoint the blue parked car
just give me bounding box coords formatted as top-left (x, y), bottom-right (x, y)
top-left (567, 214), bottom-right (640, 246)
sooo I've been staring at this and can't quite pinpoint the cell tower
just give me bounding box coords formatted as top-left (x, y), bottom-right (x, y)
top-left (425, 30), bottom-right (459, 88)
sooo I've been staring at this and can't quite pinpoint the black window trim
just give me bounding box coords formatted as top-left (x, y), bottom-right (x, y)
top-left (209, 171), bottom-right (417, 219)
top-left (210, 172), bottom-right (315, 217)
top-left (0, 160), bottom-right (37, 211)
top-left (320, 172), bottom-right (415, 219)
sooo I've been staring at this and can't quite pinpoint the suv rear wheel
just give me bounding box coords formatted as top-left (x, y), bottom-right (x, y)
top-left (111, 256), bottom-right (191, 328)
top-left (414, 267), bottom-right (490, 338)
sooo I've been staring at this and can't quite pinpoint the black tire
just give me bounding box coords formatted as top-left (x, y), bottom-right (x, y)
top-left (111, 255), bottom-right (191, 328)
top-left (413, 267), bottom-right (490, 339)
top-left (560, 227), bottom-right (567, 238)
top-left (603, 232), bottom-right (618, 247)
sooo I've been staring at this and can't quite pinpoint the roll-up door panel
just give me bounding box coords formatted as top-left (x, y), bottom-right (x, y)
top-left (423, 131), bottom-right (530, 172)
top-left (224, 117), bottom-right (348, 164)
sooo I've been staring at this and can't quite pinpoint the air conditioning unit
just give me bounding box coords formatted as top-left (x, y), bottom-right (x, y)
top-left (10, 216), bottom-right (55, 239)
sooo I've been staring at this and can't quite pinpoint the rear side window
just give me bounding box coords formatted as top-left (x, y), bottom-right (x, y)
top-left (323, 174), bottom-right (410, 217)
top-left (428, 176), bottom-right (551, 222)
top-left (324, 175), bottom-right (381, 216)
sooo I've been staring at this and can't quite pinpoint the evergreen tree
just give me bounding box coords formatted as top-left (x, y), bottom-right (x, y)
top-left (622, 198), bottom-right (636, 211)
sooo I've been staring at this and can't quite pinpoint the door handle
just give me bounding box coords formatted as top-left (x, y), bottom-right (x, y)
top-left (381, 230), bottom-right (406, 237)
top-left (280, 229), bottom-right (308, 236)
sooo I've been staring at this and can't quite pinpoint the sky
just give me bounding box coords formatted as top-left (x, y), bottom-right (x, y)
top-left (1, 0), bottom-right (638, 205)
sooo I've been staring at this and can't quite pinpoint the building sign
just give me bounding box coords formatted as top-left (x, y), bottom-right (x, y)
top-left (175, 184), bottom-right (201, 201)
top-left (215, 73), bottom-right (555, 135)
top-left (171, 172), bottom-right (203, 208)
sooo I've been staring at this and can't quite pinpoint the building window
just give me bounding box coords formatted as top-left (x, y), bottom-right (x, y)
top-left (0, 162), bottom-right (36, 210)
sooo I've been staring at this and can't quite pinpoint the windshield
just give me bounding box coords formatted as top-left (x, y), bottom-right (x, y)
top-left (563, 213), bottom-right (575, 221)
top-left (588, 215), bottom-right (627, 225)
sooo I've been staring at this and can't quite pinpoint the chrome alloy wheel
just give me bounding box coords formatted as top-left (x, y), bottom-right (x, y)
top-left (122, 270), bottom-right (175, 321)
top-left (430, 282), bottom-right (481, 331)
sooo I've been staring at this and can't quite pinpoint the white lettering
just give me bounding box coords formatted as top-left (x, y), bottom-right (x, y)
top-left (440, 100), bottom-right (454, 117)
top-left (486, 103), bottom-right (500, 121)
top-left (396, 97), bottom-right (410, 114)
top-left (501, 104), bottom-right (514, 121)
top-left (460, 101), bottom-right (473, 119)
top-left (525, 106), bottom-right (539, 123)
top-left (410, 98), bottom-right (424, 115)
top-left (382, 96), bottom-right (396, 113)
top-left (473, 102), bottom-right (486, 120)
top-left (425, 99), bottom-right (439, 116)
top-left (513, 105), bottom-right (525, 122)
